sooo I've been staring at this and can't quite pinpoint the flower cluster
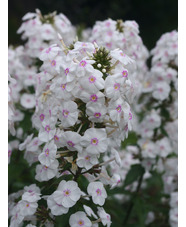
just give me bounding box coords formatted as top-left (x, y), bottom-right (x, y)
top-left (8, 9), bottom-right (178, 227)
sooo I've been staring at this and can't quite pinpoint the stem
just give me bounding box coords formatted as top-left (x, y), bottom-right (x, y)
top-left (123, 172), bottom-right (144, 225)
top-left (92, 218), bottom-right (102, 224)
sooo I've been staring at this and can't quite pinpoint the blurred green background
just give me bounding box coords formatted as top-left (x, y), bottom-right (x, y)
top-left (9, 0), bottom-right (178, 50)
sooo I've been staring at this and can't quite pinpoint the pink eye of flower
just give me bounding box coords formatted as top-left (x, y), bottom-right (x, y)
top-left (8, 150), bottom-right (12, 157)
top-left (116, 105), bottom-right (122, 113)
top-left (45, 148), bottom-right (49, 157)
top-left (79, 60), bottom-right (87, 67)
top-left (44, 166), bottom-right (48, 170)
top-left (54, 135), bottom-right (59, 141)
top-left (67, 141), bottom-right (75, 147)
top-left (106, 42), bottom-right (112, 48)
top-left (45, 125), bottom-right (51, 132)
top-left (159, 88), bottom-right (163, 92)
top-left (64, 68), bottom-right (69, 75)
top-left (107, 215), bottom-right (110, 220)
top-left (82, 43), bottom-right (87, 47)
top-left (63, 189), bottom-right (71, 197)
top-left (91, 138), bottom-right (99, 145)
top-left (94, 112), bottom-right (101, 118)
top-left (61, 84), bottom-right (66, 90)
top-left (96, 188), bottom-right (102, 195)
top-left (120, 52), bottom-right (126, 57)
top-left (40, 114), bottom-right (45, 121)
top-left (114, 83), bottom-right (120, 90)
top-left (62, 109), bottom-right (69, 118)
top-left (88, 76), bottom-right (96, 83)
top-left (46, 48), bottom-right (51, 53)
top-left (122, 70), bottom-right (128, 77)
top-left (90, 94), bottom-right (98, 102)
top-left (107, 30), bottom-right (113, 36)
top-left (78, 220), bottom-right (85, 226)
top-left (51, 60), bottom-right (56, 67)
top-left (129, 112), bottom-right (132, 120)
top-left (26, 203), bottom-right (30, 208)
top-left (160, 145), bottom-right (164, 150)
top-left (85, 155), bottom-right (90, 161)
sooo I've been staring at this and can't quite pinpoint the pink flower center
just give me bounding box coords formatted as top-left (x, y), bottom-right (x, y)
top-left (85, 155), bottom-right (90, 161)
top-left (63, 189), bottom-right (71, 197)
top-left (8, 150), bottom-right (12, 157)
top-left (96, 188), bottom-right (102, 195)
top-left (94, 112), bottom-right (101, 118)
top-left (61, 84), bottom-right (66, 90)
top-left (54, 135), bottom-right (59, 141)
top-left (122, 70), bottom-right (128, 77)
top-left (116, 105), bottom-right (122, 113)
top-left (65, 68), bottom-right (69, 75)
top-left (78, 220), bottom-right (85, 226)
top-left (90, 94), bottom-right (98, 102)
top-left (62, 109), bottom-right (69, 118)
top-left (51, 60), bottom-right (56, 67)
top-left (45, 148), bottom-right (49, 157)
top-left (91, 138), bottom-right (99, 145)
top-left (114, 83), bottom-right (120, 90)
top-left (40, 114), bottom-right (45, 121)
top-left (79, 60), bottom-right (87, 67)
top-left (88, 76), bottom-right (96, 83)
top-left (45, 125), bottom-right (51, 133)
top-left (26, 203), bottom-right (30, 208)
top-left (67, 141), bottom-right (75, 147)
top-left (120, 52), bottom-right (126, 57)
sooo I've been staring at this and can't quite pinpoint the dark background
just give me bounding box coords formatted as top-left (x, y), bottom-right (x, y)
top-left (9, 0), bottom-right (178, 50)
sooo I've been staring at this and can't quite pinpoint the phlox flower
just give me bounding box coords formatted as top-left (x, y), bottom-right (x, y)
top-left (38, 140), bottom-right (57, 166)
top-left (87, 182), bottom-right (107, 206)
top-left (69, 211), bottom-right (92, 227)
top-left (86, 102), bottom-right (107, 123)
top-left (38, 119), bottom-right (56, 142)
top-left (35, 159), bottom-right (59, 182)
top-left (58, 101), bottom-right (78, 128)
top-left (53, 180), bottom-right (82, 208)
top-left (20, 93), bottom-right (36, 109)
top-left (97, 207), bottom-right (111, 227)
top-left (81, 128), bottom-right (108, 155)
top-left (47, 194), bottom-right (69, 216)
top-left (60, 131), bottom-right (82, 152)
top-left (77, 149), bottom-right (99, 170)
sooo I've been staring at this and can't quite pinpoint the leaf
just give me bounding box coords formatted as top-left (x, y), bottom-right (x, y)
top-left (124, 164), bottom-right (145, 187)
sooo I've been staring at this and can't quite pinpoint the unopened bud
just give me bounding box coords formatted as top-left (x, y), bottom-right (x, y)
top-left (97, 63), bottom-right (101, 68)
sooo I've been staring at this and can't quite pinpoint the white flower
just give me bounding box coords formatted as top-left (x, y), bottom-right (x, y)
top-left (77, 149), bottom-right (98, 170)
top-left (83, 205), bottom-right (98, 219)
top-left (69, 211), bottom-right (92, 227)
top-left (86, 102), bottom-right (107, 123)
top-left (152, 81), bottom-right (170, 101)
top-left (81, 128), bottom-right (108, 155)
top-left (47, 194), bottom-right (69, 216)
top-left (22, 184), bottom-right (41, 203)
top-left (97, 207), bottom-right (111, 227)
top-left (156, 137), bottom-right (172, 157)
top-left (87, 182), bottom-right (107, 206)
top-left (35, 159), bottom-right (59, 182)
top-left (79, 69), bottom-right (105, 92)
top-left (58, 101), bottom-right (78, 128)
top-left (60, 131), bottom-right (82, 152)
top-left (38, 140), bottom-right (57, 166)
top-left (20, 93), bottom-right (36, 109)
top-left (18, 200), bottom-right (38, 216)
top-left (38, 119), bottom-right (56, 142)
top-left (53, 180), bottom-right (82, 208)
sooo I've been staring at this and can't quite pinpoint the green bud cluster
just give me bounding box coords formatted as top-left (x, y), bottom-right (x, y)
top-left (116, 19), bottom-right (124, 33)
top-left (92, 47), bottom-right (112, 79)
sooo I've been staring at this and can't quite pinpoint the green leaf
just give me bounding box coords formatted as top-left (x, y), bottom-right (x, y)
top-left (124, 164), bottom-right (145, 187)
